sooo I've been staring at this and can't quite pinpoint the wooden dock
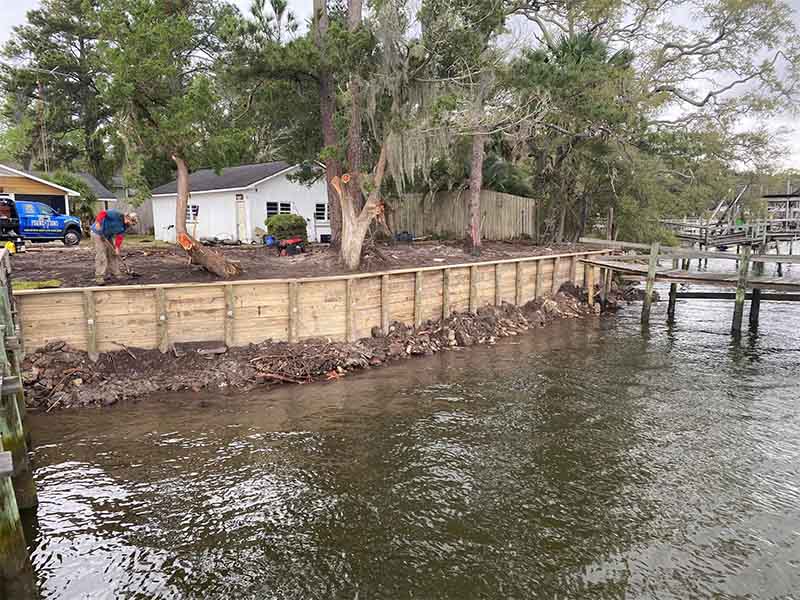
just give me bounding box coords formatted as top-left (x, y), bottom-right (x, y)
top-left (580, 238), bottom-right (800, 334)
top-left (0, 248), bottom-right (38, 598)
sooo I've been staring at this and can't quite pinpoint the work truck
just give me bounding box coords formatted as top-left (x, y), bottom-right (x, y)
top-left (0, 196), bottom-right (83, 248)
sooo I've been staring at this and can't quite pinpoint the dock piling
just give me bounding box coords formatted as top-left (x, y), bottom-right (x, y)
top-left (641, 242), bottom-right (660, 325)
top-left (667, 258), bottom-right (678, 322)
top-left (731, 246), bottom-right (751, 334)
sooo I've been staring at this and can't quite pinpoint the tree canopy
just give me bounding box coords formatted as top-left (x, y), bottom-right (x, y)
top-left (0, 0), bottom-right (797, 260)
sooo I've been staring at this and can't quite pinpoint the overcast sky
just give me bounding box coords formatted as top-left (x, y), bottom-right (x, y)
top-left (0, 0), bottom-right (798, 167)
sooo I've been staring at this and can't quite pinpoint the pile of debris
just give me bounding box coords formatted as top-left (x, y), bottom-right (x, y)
top-left (22, 283), bottom-right (615, 411)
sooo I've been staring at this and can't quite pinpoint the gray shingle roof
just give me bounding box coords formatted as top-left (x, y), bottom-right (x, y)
top-left (77, 172), bottom-right (116, 200)
top-left (151, 161), bottom-right (292, 195)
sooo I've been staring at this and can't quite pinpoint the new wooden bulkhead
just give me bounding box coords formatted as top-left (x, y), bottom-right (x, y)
top-left (14, 250), bottom-right (609, 354)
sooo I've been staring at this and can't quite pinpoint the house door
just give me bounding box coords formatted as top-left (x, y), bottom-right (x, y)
top-left (235, 194), bottom-right (247, 242)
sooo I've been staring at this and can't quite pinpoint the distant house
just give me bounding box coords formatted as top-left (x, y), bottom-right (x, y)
top-left (0, 163), bottom-right (80, 214)
top-left (75, 172), bottom-right (117, 214)
top-left (109, 175), bottom-right (154, 235)
top-left (150, 161), bottom-right (330, 243)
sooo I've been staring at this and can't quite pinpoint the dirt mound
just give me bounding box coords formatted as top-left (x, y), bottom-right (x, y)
top-left (23, 285), bottom-right (608, 411)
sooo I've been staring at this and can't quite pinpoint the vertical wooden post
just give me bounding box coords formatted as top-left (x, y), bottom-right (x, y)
top-left (667, 258), bottom-right (678, 322)
top-left (749, 287), bottom-right (761, 326)
top-left (587, 265), bottom-right (596, 306)
top-left (345, 278), bottom-right (355, 341)
top-left (469, 265), bottom-right (478, 313)
top-left (0, 289), bottom-right (28, 445)
top-left (569, 255), bottom-right (578, 284)
top-left (224, 285), bottom-right (235, 347)
top-left (0, 438), bottom-right (36, 599)
top-left (288, 281), bottom-right (299, 343)
top-left (551, 257), bottom-right (561, 295)
top-left (381, 274), bottom-right (391, 333)
top-left (0, 381), bottom-right (36, 511)
top-left (82, 290), bottom-right (98, 361)
top-left (414, 271), bottom-right (423, 328)
top-left (534, 260), bottom-right (543, 299)
top-left (156, 287), bottom-right (169, 353)
top-left (494, 265), bottom-right (502, 306)
top-left (731, 246), bottom-right (751, 334)
top-left (515, 262), bottom-right (523, 306)
top-left (641, 242), bottom-right (660, 325)
top-left (750, 250), bottom-right (764, 326)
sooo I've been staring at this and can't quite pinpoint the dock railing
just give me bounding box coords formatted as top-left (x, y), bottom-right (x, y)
top-left (579, 237), bottom-right (800, 334)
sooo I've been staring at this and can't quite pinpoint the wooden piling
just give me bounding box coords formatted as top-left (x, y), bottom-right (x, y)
top-left (641, 242), bottom-right (660, 325)
top-left (288, 282), bottom-right (299, 343)
top-left (345, 278), bottom-right (355, 341)
top-left (599, 269), bottom-right (608, 306)
top-left (551, 257), bottom-right (561, 295)
top-left (224, 285), bottom-right (235, 347)
top-left (514, 262), bottom-right (523, 306)
top-left (750, 246), bottom-right (764, 326)
top-left (156, 288), bottom-right (169, 353)
top-left (0, 439), bottom-right (36, 600)
top-left (82, 290), bottom-right (98, 362)
top-left (414, 271), bottom-right (423, 328)
top-left (569, 255), bottom-right (578, 284)
top-left (0, 283), bottom-right (36, 511)
top-left (0, 379), bottom-right (37, 511)
top-left (535, 260), bottom-right (543, 299)
top-left (731, 246), bottom-right (751, 334)
top-left (469, 266), bottom-right (478, 313)
top-left (587, 265), bottom-right (596, 306)
top-left (667, 258), bottom-right (678, 322)
top-left (440, 270), bottom-right (450, 320)
top-left (0, 289), bottom-right (29, 446)
top-left (494, 265), bottom-right (502, 306)
top-left (382, 274), bottom-right (391, 333)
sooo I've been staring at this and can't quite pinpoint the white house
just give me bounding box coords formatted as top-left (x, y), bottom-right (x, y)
top-left (150, 161), bottom-right (331, 243)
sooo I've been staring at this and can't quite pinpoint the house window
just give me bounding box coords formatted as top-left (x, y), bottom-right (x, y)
top-left (314, 203), bottom-right (329, 221)
top-left (186, 205), bottom-right (199, 222)
top-left (266, 202), bottom-right (292, 218)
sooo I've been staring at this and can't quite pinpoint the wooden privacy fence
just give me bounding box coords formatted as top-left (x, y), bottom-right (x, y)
top-left (394, 191), bottom-right (538, 240)
top-left (13, 250), bottom-right (608, 355)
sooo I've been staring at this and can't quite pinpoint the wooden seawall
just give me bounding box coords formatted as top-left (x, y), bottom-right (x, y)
top-left (13, 250), bottom-right (608, 354)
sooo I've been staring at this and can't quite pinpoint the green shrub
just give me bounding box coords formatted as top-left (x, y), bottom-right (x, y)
top-left (266, 213), bottom-right (308, 242)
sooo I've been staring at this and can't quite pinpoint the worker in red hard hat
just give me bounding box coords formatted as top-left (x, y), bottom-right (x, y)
top-left (91, 210), bottom-right (138, 284)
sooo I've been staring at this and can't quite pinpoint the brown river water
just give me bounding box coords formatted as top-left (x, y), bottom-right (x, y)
top-left (20, 272), bottom-right (800, 599)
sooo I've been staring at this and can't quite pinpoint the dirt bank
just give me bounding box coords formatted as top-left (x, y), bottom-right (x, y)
top-left (22, 282), bottom-right (629, 411)
top-left (13, 241), bottom-right (592, 288)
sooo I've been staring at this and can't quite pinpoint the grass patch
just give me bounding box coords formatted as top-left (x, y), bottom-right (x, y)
top-left (13, 279), bottom-right (62, 291)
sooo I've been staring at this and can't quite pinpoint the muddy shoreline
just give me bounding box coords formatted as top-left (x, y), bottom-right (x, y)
top-left (22, 283), bottom-right (631, 411)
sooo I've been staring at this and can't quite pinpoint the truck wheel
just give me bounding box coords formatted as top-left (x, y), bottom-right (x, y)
top-left (63, 229), bottom-right (81, 246)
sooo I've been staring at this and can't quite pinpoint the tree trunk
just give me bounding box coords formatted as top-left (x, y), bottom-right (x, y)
top-left (467, 132), bottom-right (486, 256)
top-left (313, 0), bottom-right (342, 247)
top-left (338, 144), bottom-right (388, 270)
top-left (346, 0), bottom-right (364, 211)
top-left (173, 155), bottom-right (242, 278)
